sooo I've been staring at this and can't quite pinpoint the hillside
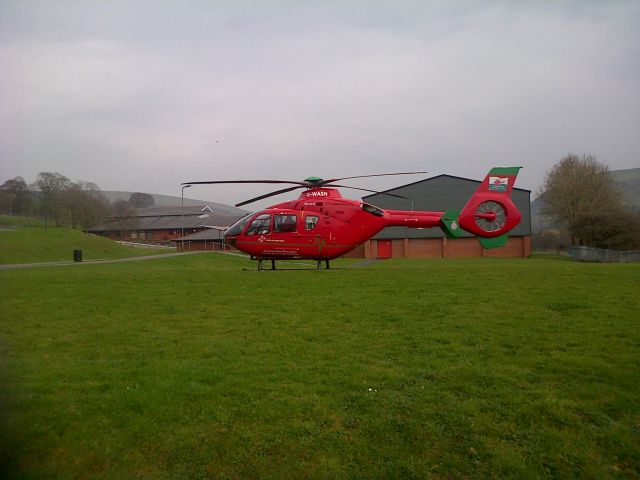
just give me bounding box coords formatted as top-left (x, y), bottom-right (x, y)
top-left (610, 167), bottom-right (640, 209)
top-left (0, 216), bottom-right (173, 264)
top-left (101, 191), bottom-right (246, 216)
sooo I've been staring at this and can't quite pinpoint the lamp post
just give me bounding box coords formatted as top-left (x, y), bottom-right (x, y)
top-left (181, 184), bottom-right (192, 250)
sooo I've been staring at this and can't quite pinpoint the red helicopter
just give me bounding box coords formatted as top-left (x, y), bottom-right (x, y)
top-left (183, 167), bottom-right (522, 270)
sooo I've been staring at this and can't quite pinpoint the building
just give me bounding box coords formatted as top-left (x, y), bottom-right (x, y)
top-left (347, 173), bottom-right (531, 259)
top-left (176, 227), bottom-right (228, 251)
top-left (87, 205), bottom-right (246, 246)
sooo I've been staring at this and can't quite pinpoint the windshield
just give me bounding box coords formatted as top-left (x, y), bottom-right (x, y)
top-left (224, 214), bottom-right (251, 237)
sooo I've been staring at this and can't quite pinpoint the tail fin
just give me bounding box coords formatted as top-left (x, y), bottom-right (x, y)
top-left (440, 167), bottom-right (522, 249)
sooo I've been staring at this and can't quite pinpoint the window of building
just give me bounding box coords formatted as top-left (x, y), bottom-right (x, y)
top-left (274, 214), bottom-right (297, 233)
top-left (245, 214), bottom-right (271, 236)
top-left (305, 215), bottom-right (319, 230)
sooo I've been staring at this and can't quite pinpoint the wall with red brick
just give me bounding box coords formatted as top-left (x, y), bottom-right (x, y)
top-left (357, 236), bottom-right (531, 259)
top-left (391, 239), bottom-right (405, 258)
top-left (406, 239), bottom-right (444, 258)
top-left (446, 238), bottom-right (483, 257)
top-left (483, 236), bottom-right (531, 258)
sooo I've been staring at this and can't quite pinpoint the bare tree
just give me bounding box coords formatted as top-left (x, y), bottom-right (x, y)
top-left (62, 182), bottom-right (110, 229)
top-left (541, 154), bottom-right (634, 247)
top-left (33, 172), bottom-right (72, 228)
top-left (110, 199), bottom-right (139, 240)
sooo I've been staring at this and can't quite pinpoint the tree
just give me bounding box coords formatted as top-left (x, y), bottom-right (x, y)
top-left (62, 182), bottom-right (110, 229)
top-left (571, 210), bottom-right (640, 249)
top-left (129, 192), bottom-right (155, 208)
top-left (110, 199), bottom-right (139, 240)
top-left (34, 172), bottom-right (72, 227)
top-left (0, 177), bottom-right (33, 215)
top-left (541, 154), bottom-right (637, 247)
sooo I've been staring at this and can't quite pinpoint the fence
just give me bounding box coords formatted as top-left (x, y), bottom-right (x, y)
top-left (116, 241), bottom-right (175, 249)
top-left (569, 246), bottom-right (640, 263)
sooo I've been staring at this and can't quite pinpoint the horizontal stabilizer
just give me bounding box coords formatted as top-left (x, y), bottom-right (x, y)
top-left (478, 234), bottom-right (508, 249)
top-left (440, 210), bottom-right (463, 238)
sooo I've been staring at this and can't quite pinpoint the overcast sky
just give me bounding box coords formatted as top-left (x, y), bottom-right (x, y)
top-left (1, 0), bottom-right (639, 208)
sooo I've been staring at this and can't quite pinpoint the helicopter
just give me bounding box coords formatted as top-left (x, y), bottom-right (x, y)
top-left (183, 167), bottom-right (522, 270)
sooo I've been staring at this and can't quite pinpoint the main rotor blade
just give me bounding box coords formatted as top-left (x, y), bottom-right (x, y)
top-left (235, 185), bottom-right (305, 207)
top-left (182, 180), bottom-right (307, 186)
top-left (328, 184), bottom-right (409, 199)
top-left (322, 171), bottom-right (427, 185)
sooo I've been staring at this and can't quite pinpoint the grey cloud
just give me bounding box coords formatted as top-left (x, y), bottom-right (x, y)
top-left (1, 1), bottom-right (639, 208)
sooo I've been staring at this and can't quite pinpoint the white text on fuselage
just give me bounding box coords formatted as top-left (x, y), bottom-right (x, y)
top-left (305, 191), bottom-right (329, 198)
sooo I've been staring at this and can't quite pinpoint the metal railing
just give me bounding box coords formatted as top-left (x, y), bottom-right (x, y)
top-left (570, 246), bottom-right (640, 263)
top-left (116, 241), bottom-right (175, 249)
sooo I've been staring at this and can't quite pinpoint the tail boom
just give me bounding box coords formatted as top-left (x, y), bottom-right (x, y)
top-left (375, 167), bottom-right (523, 250)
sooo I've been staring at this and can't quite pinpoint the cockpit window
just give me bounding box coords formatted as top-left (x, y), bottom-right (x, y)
top-left (305, 215), bottom-right (319, 230)
top-left (225, 214), bottom-right (250, 237)
top-left (274, 214), bottom-right (297, 233)
top-left (245, 214), bottom-right (271, 236)
top-left (361, 203), bottom-right (384, 217)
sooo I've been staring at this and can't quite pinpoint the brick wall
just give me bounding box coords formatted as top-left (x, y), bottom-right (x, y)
top-left (357, 236), bottom-right (531, 259)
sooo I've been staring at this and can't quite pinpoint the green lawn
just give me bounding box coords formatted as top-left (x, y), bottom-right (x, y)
top-left (1, 254), bottom-right (638, 479)
top-left (0, 216), bottom-right (173, 264)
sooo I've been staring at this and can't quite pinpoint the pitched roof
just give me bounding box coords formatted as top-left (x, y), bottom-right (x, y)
top-left (87, 211), bottom-right (245, 232)
top-left (178, 228), bottom-right (226, 241)
top-left (362, 173), bottom-right (531, 198)
top-left (132, 205), bottom-right (216, 217)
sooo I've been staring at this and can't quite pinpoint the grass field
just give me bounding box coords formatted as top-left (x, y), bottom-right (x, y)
top-left (1, 254), bottom-right (638, 479)
top-left (0, 216), bottom-right (173, 264)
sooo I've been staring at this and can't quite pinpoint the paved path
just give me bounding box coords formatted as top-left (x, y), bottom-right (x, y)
top-left (1, 252), bottom-right (379, 271)
top-left (0, 251), bottom-right (205, 270)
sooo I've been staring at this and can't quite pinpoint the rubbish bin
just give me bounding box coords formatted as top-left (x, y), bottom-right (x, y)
top-left (73, 249), bottom-right (83, 262)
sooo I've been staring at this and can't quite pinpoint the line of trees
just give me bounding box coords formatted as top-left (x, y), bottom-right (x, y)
top-left (539, 154), bottom-right (640, 249)
top-left (0, 172), bottom-right (154, 230)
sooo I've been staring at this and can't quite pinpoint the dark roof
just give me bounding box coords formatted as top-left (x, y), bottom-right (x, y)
top-left (132, 205), bottom-right (217, 217)
top-left (179, 228), bottom-right (226, 241)
top-left (87, 210), bottom-right (244, 232)
top-left (362, 173), bottom-right (531, 198)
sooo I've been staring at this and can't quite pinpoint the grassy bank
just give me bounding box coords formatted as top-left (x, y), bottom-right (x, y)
top-left (0, 216), bottom-right (173, 264)
top-left (1, 255), bottom-right (638, 478)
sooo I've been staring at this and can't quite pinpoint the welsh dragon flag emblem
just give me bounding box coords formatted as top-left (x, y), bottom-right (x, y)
top-left (489, 176), bottom-right (509, 192)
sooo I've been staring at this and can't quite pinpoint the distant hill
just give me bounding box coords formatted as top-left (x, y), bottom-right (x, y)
top-left (610, 168), bottom-right (640, 210)
top-left (101, 191), bottom-right (247, 216)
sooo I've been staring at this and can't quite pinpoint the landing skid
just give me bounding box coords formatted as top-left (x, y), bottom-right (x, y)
top-left (316, 259), bottom-right (330, 270)
top-left (253, 258), bottom-right (331, 271)
top-left (256, 259), bottom-right (277, 271)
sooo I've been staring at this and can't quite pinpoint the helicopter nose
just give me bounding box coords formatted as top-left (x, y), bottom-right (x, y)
top-left (223, 229), bottom-right (237, 247)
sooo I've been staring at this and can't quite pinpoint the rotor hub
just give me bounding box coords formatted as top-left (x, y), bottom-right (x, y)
top-left (304, 177), bottom-right (325, 188)
top-left (473, 201), bottom-right (507, 233)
